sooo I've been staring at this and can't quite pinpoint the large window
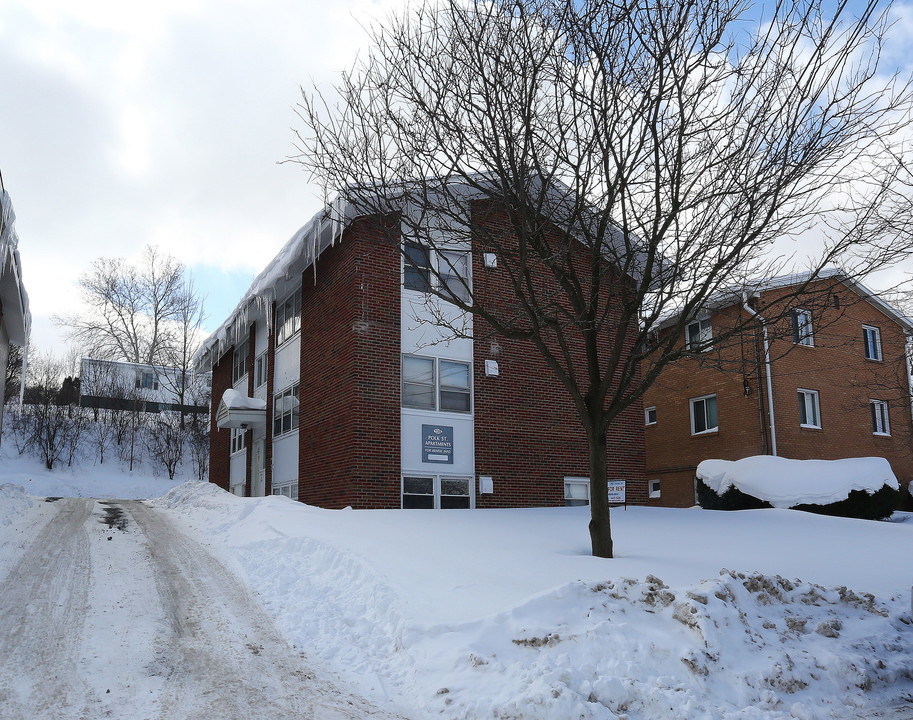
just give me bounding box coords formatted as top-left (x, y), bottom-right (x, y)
top-left (792, 309), bottom-right (814, 346)
top-left (402, 355), bottom-right (471, 413)
top-left (798, 389), bottom-right (821, 428)
top-left (273, 383), bottom-right (300, 437)
top-left (439, 250), bottom-right (471, 303)
top-left (686, 318), bottom-right (712, 351)
top-left (232, 341), bottom-right (249, 384)
top-left (276, 288), bottom-right (302, 347)
top-left (863, 325), bottom-right (882, 361)
top-left (690, 394), bottom-right (718, 435)
top-left (135, 370), bottom-right (158, 391)
top-left (403, 241), bottom-right (431, 292)
top-left (871, 400), bottom-right (890, 436)
top-left (402, 476), bottom-right (472, 509)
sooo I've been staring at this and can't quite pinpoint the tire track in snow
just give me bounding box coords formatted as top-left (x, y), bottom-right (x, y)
top-left (124, 500), bottom-right (411, 720)
top-left (0, 498), bottom-right (96, 718)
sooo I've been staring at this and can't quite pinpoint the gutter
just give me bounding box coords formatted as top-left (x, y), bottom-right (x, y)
top-left (743, 296), bottom-right (777, 456)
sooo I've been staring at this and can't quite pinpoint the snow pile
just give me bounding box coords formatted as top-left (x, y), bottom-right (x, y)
top-left (157, 483), bottom-right (913, 719)
top-left (0, 483), bottom-right (32, 526)
top-left (697, 456), bottom-right (899, 508)
top-left (220, 388), bottom-right (266, 411)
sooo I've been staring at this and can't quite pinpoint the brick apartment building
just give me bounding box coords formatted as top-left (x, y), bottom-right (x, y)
top-left (642, 272), bottom-right (913, 508)
top-left (196, 192), bottom-right (647, 509)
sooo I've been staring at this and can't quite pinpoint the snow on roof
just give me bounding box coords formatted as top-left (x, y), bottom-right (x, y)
top-left (697, 455), bottom-right (899, 508)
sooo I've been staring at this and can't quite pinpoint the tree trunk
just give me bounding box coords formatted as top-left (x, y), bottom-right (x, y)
top-left (586, 425), bottom-right (613, 558)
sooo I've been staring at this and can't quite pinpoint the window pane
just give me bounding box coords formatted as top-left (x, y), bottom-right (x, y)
top-left (404, 384), bottom-right (435, 409)
top-left (440, 361), bottom-right (469, 390)
top-left (440, 390), bottom-right (470, 412)
top-left (798, 393), bottom-right (808, 425)
top-left (441, 478), bottom-right (470, 496)
top-left (441, 495), bottom-right (471, 509)
top-left (403, 355), bottom-right (434, 384)
top-left (404, 242), bottom-right (431, 292)
top-left (705, 396), bottom-right (718, 429)
top-left (403, 477), bottom-right (433, 494)
top-left (693, 399), bottom-right (706, 433)
top-left (403, 495), bottom-right (435, 509)
top-left (440, 251), bottom-right (470, 303)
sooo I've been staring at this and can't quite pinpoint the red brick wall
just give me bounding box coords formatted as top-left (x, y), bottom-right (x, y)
top-left (208, 348), bottom-right (233, 491)
top-left (643, 280), bottom-right (913, 507)
top-left (298, 215), bottom-right (402, 509)
top-left (470, 202), bottom-right (647, 507)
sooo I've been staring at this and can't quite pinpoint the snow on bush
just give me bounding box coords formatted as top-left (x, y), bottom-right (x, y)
top-left (697, 456), bottom-right (899, 509)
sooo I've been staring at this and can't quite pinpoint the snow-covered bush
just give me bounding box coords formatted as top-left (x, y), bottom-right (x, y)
top-left (696, 456), bottom-right (901, 520)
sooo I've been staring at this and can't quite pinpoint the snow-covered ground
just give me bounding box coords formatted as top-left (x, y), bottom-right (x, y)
top-left (1, 445), bottom-right (911, 719)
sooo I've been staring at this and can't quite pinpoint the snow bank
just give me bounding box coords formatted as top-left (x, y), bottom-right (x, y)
top-left (156, 482), bottom-right (913, 719)
top-left (0, 483), bottom-right (32, 526)
top-left (697, 456), bottom-right (899, 508)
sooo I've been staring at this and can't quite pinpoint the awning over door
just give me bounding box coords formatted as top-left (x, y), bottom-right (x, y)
top-left (216, 388), bottom-right (267, 429)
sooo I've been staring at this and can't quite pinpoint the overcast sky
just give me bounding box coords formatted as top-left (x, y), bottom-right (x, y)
top-left (2, 0), bottom-right (912, 359)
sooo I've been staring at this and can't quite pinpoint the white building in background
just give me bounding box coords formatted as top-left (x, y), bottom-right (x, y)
top-left (79, 357), bottom-right (210, 415)
top-left (0, 174), bottom-right (30, 442)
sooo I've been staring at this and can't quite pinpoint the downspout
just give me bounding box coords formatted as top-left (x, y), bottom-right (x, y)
top-left (743, 296), bottom-right (777, 456)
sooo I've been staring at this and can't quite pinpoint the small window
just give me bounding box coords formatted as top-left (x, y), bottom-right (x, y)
top-left (135, 370), bottom-right (158, 391)
top-left (649, 479), bottom-right (661, 499)
top-left (254, 352), bottom-right (267, 388)
top-left (402, 476), bottom-right (435, 509)
top-left (792, 309), bottom-right (814, 346)
top-left (686, 318), bottom-right (712, 351)
top-left (798, 389), bottom-right (821, 428)
top-left (402, 355), bottom-right (436, 409)
top-left (871, 400), bottom-right (890, 436)
top-left (276, 289), bottom-right (302, 347)
top-left (271, 482), bottom-right (298, 500)
top-left (233, 341), bottom-right (249, 384)
top-left (439, 360), bottom-right (471, 412)
top-left (403, 241), bottom-right (431, 292)
top-left (644, 406), bottom-right (657, 426)
top-left (564, 477), bottom-right (590, 506)
top-left (439, 250), bottom-right (471, 303)
top-left (440, 477), bottom-right (472, 509)
top-left (230, 428), bottom-right (247, 455)
top-left (273, 383), bottom-right (300, 437)
top-left (690, 394), bottom-right (718, 435)
top-left (862, 326), bottom-right (882, 361)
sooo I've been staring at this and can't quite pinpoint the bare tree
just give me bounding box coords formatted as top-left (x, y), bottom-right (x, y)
top-left (56, 245), bottom-right (188, 366)
top-left (145, 411), bottom-right (185, 480)
top-left (18, 352), bottom-right (71, 470)
top-left (4, 342), bottom-right (24, 404)
top-left (294, 0), bottom-right (913, 557)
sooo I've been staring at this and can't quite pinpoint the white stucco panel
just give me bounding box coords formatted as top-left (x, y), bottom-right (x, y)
top-left (272, 432), bottom-right (298, 486)
top-left (274, 336), bottom-right (300, 391)
top-left (401, 411), bottom-right (474, 476)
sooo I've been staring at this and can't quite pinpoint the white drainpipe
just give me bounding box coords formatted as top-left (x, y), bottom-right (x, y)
top-left (743, 297), bottom-right (777, 456)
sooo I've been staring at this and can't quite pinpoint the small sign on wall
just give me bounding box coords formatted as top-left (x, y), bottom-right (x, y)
top-left (608, 480), bottom-right (626, 505)
top-left (422, 424), bottom-right (454, 464)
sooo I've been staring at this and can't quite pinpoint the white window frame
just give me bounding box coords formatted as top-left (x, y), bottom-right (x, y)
top-left (564, 477), bottom-right (590, 507)
top-left (403, 240), bottom-right (432, 293)
top-left (254, 351), bottom-right (267, 388)
top-left (649, 479), bottom-right (661, 499)
top-left (686, 317), bottom-right (712, 352)
top-left (271, 482), bottom-right (298, 500)
top-left (276, 288), bottom-right (302, 347)
top-left (401, 475), bottom-right (473, 509)
top-left (690, 394), bottom-right (718, 435)
top-left (232, 341), bottom-right (249, 384)
top-left (230, 427), bottom-right (247, 455)
top-left (644, 406), bottom-right (657, 426)
top-left (797, 388), bottom-right (821, 429)
top-left (401, 354), bottom-right (472, 414)
top-left (438, 249), bottom-right (471, 304)
top-left (871, 399), bottom-right (891, 436)
top-left (273, 382), bottom-right (300, 438)
top-left (793, 309), bottom-right (814, 347)
top-left (135, 370), bottom-right (159, 391)
top-left (862, 325), bottom-right (882, 361)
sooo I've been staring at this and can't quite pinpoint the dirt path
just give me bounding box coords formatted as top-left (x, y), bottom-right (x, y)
top-left (0, 498), bottom-right (410, 720)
